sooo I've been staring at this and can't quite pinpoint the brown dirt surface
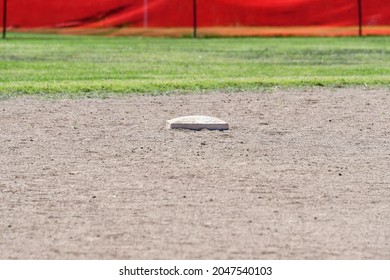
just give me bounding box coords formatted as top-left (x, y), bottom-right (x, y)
top-left (16, 26), bottom-right (390, 37)
top-left (1, 88), bottom-right (390, 259)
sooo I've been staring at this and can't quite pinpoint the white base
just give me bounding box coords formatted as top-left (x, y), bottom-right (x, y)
top-left (166, 115), bottom-right (229, 130)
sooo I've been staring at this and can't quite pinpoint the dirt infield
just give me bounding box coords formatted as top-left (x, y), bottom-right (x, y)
top-left (1, 88), bottom-right (390, 259)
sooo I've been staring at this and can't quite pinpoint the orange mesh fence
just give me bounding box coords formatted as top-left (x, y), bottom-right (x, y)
top-left (1, 0), bottom-right (390, 37)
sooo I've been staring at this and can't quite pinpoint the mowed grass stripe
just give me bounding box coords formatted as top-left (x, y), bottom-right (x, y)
top-left (0, 33), bottom-right (389, 96)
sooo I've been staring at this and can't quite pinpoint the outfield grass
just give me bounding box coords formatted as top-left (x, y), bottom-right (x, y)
top-left (0, 33), bottom-right (389, 97)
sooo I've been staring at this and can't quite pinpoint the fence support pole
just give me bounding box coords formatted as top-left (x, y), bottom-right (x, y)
top-left (144, 0), bottom-right (148, 28)
top-left (193, 0), bottom-right (197, 38)
top-left (357, 0), bottom-right (363, 36)
top-left (2, 0), bottom-right (7, 39)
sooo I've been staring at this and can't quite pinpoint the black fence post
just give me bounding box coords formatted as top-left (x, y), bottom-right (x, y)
top-left (357, 0), bottom-right (363, 36)
top-left (2, 0), bottom-right (7, 39)
top-left (193, 0), bottom-right (197, 38)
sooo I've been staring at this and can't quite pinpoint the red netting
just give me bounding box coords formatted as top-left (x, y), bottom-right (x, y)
top-left (1, 0), bottom-right (390, 36)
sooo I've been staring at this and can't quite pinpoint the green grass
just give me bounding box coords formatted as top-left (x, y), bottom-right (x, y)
top-left (0, 32), bottom-right (389, 97)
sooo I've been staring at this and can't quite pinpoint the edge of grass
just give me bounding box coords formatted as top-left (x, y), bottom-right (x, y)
top-left (1, 76), bottom-right (389, 99)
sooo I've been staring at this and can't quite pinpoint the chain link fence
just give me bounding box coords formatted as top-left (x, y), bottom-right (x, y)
top-left (2, 0), bottom-right (390, 38)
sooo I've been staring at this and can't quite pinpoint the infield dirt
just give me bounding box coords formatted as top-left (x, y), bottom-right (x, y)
top-left (1, 88), bottom-right (390, 259)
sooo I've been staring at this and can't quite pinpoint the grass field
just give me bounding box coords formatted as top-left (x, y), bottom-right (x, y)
top-left (0, 33), bottom-right (389, 97)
